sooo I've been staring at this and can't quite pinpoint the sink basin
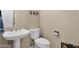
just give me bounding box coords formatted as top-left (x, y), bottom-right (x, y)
top-left (3, 29), bottom-right (29, 48)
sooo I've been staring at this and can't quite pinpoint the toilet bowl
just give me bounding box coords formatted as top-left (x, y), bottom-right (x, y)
top-left (35, 38), bottom-right (50, 48)
top-left (30, 28), bottom-right (50, 48)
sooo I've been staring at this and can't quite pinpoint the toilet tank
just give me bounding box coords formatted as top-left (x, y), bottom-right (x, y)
top-left (30, 28), bottom-right (40, 39)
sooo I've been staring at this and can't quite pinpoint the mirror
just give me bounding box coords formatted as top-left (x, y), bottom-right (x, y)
top-left (1, 10), bottom-right (14, 28)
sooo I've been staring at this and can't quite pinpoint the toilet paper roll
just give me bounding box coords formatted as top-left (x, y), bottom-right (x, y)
top-left (54, 32), bottom-right (58, 36)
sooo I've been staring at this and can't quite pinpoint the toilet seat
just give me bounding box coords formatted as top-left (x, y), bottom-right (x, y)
top-left (35, 38), bottom-right (50, 45)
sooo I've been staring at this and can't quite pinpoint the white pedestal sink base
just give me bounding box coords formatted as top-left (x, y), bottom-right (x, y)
top-left (3, 29), bottom-right (30, 48)
top-left (13, 39), bottom-right (20, 48)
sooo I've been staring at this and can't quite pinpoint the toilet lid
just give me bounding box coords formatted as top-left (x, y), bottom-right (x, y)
top-left (35, 38), bottom-right (50, 45)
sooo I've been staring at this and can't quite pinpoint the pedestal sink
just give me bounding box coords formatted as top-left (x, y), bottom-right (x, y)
top-left (3, 29), bottom-right (29, 48)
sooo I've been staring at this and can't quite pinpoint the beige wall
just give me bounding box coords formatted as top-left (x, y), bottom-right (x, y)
top-left (59, 11), bottom-right (78, 45)
top-left (77, 11), bottom-right (79, 45)
top-left (15, 10), bottom-right (28, 29)
top-left (40, 11), bottom-right (61, 48)
top-left (15, 10), bottom-right (40, 30)
top-left (40, 10), bottom-right (79, 48)
top-left (20, 34), bottom-right (31, 48)
top-left (27, 10), bottom-right (40, 29)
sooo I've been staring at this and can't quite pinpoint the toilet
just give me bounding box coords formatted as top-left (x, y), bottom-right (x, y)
top-left (30, 28), bottom-right (50, 48)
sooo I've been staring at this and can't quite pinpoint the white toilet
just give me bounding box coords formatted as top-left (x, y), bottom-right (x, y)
top-left (30, 28), bottom-right (50, 48)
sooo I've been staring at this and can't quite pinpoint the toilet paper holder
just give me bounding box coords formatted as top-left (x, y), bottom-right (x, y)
top-left (54, 31), bottom-right (60, 37)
